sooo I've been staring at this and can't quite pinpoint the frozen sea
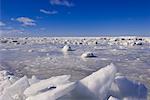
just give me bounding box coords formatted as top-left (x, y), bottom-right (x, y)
top-left (0, 37), bottom-right (150, 99)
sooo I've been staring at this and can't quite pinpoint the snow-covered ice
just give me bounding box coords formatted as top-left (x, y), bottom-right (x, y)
top-left (26, 82), bottom-right (76, 100)
top-left (0, 37), bottom-right (150, 100)
top-left (0, 64), bottom-right (148, 100)
top-left (24, 75), bottom-right (71, 96)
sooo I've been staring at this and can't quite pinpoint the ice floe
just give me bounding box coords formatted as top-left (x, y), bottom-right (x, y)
top-left (1, 37), bottom-right (149, 47)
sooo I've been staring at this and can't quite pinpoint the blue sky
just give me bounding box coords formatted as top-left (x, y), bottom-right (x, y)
top-left (0, 0), bottom-right (150, 37)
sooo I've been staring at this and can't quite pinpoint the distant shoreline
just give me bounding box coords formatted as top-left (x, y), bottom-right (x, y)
top-left (1, 36), bottom-right (150, 38)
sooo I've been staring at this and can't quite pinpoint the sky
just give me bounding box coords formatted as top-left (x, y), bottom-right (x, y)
top-left (0, 0), bottom-right (150, 37)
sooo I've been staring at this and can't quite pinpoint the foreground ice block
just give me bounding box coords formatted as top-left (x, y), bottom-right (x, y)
top-left (0, 80), bottom-right (11, 95)
top-left (1, 76), bottom-right (30, 100)
top-left (109, 74), bottom-right (147, 99)
top-left (26, 82), bottom-right (76, 100)
top-left (24, 75), bottom-right (71, 97)
top-left (71, 63), bottom-right (117, 100)
top-left (0, 63), bottom-right (148, 100)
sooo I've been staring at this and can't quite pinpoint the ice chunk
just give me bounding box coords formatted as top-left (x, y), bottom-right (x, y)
top-left (133, 41), bottom-right (144, 46)
top-left (62, 45), bottom-right (72, 52)
top-left (3, 75), bottom-right (18, 84)
top-left (28, 49), bottom-right (34, 52)
top-left (26, 82), bottom-right (76, 100)
top-left (0, 80), bottom-right (11, 95)
top-left (0, 70), bottom-right (14, 81)
top-left (1, 76), bottom-right (29, 100)
top-left (0, 70), bottom-right (17, 84)
top-left (81, 52), bottom-right (96, 58)
top-left (109, 75), bottom-right (147, 99)
top-left (0, 70), bottom-right (18, 95)
top-left (108, 96), bottom-right (120, 100)
top-left (71, 63), bottom-right (117, 100)
top-left (24, 75), bottom-right (71, 97)
top-left (0, 70), bottom-right (13, 76)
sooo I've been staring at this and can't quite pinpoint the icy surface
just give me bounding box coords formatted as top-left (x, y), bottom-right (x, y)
top-left (0, 37), bottom-right (150, 99)
top-left (69, 63), bottom-right (117, 100)
top-left (26, 82), bottom-right (76, 100)
top-left (24, 75), bottom-right (71, 96)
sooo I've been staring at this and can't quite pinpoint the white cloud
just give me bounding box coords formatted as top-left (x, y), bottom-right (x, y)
top-left (16, 17), bottom-right (36, 26)
top-left (50, 0), bottom-right (74, 7)
top-left (0, 21), bottom-right (6, 26)
top-left (40, 9), bottom-right (58, 15)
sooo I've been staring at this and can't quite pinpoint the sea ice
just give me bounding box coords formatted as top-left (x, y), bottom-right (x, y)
top-left (25, 82), bottom-right (76, 100)
top-left (24, 75), bottom-right (71, 97)
top-left (1, 76), bottom-right (29, 100)
top-left (70, 63), bottom-right (117, 100)
top-left (0, 63), bottom-right (148, 100)
top-left (109, 74), bottom-right (147, 99)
